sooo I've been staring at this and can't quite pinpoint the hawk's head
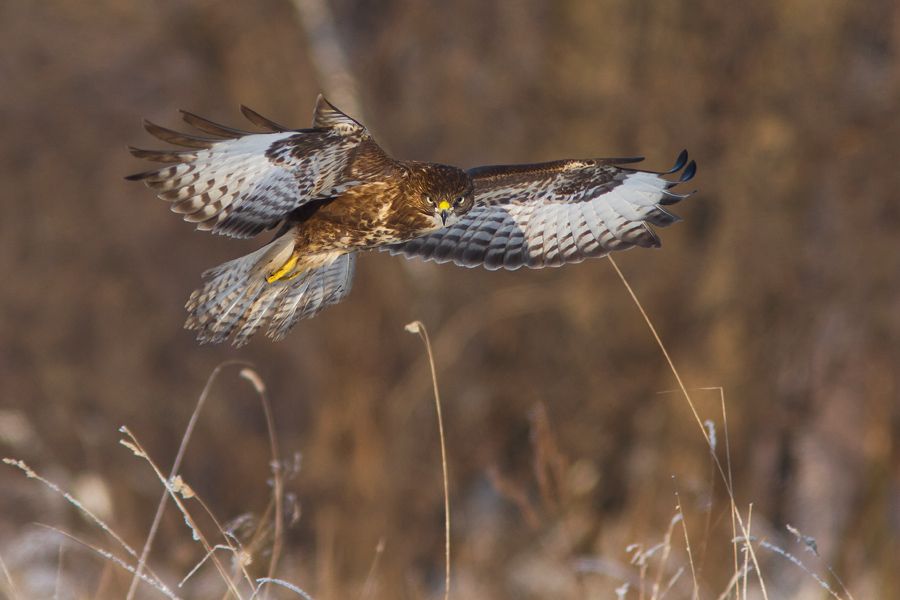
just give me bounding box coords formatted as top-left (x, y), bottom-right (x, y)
top-left (411, 163), bottom-right (475, 228)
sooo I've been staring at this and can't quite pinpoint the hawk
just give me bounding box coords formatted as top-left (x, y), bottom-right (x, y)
top-left (127, 96), bottom-right (696, 346)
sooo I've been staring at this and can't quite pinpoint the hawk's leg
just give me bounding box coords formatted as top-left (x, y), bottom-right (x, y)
top-left (266, 254), bottom-right (300, 283)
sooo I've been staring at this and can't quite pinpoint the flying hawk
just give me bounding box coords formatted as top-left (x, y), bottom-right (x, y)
top-left (127, 96), bottom-right (696, 346)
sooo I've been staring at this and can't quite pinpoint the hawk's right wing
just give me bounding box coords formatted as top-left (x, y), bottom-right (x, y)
top-left (126, 96), bottom-right (370, 238)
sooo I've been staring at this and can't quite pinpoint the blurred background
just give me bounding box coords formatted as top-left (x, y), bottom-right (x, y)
top-left (1, 0), bottom-right (898, 598)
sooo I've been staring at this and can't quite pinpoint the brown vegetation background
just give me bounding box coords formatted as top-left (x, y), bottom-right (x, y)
top-left (1, 0), bottom-right (898, 598)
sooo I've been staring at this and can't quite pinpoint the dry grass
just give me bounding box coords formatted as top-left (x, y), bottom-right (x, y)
top-left (2, 263), bottom-right (859, 599)
top-left (3, 363), bottom-right (307, 599)
top-left (405, 321), bottom-right (452, 600)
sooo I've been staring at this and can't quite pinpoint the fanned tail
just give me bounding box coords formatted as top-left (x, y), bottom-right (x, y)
top-left (185, 238), bottom-right (356, 346)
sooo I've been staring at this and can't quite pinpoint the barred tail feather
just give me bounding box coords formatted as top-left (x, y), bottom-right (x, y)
top-left (185, 240), bottom-right (356, 346)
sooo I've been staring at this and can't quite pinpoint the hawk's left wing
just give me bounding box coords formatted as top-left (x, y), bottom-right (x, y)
top-left (387, 151), bottom-right (696, 270)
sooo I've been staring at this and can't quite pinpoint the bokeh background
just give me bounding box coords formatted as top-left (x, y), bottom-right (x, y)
top-left (2, 1), bottom-right (898, 598)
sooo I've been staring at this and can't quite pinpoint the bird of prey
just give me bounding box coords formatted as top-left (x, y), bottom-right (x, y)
top-left (127, 96), bottom-right (696, 346)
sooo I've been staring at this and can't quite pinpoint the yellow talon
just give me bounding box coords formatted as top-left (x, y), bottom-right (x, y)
top-left (266, 254), bottom-right (299, 283)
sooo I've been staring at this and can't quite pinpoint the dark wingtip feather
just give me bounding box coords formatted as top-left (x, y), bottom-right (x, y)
top-left (239, 105), bottom-right (290, 132)
top-left (662, 188), bottom-right (697, 205)
top-left (124, 169), bottom-right (159, 181)
top-left (645, 206), bottom-right (682, 226)
top-left (128, 146), bottom-right (196, 163)
top-left (664, 149), bottom-right (689, 174)
top-left (680, 160), bottom-right (697, 183)
top-left (312, 95), bottom-right (364, 130)
top-left (608, 156), bottom-right (645, 165)
top-left (143, 120), bottom-right (217, 149)
top-left (179, 110), bottom-right (251, 138)
top-left (638, 225), bottom-right (662, 248)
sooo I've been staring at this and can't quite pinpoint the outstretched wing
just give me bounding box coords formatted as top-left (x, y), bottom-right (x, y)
top-left (126, 96), bottom-right (369, 238)
top-left (387, 151), bottom-right (696, 270)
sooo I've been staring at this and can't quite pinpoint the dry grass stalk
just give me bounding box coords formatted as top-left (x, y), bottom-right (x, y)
top-left (119, 361), bottom-right (289, 600)
top-left (2, 458), bottom-right (173, 595)
top-left (126, 360), bottom-right (255, 599)
top-left (239, 367), bottom-right (286, 599)
top-left (359, 537), bottom-right (386, 600)
top-left (252, 577), bottom-right (315, 599)
top-left (671, 486), bottom-right (699, 600)
top-left (786, 524), bottom-right (856, 600)
top-left (741, 504), bottom-right (753, 600)
top-left (607, 255), bottom-right (770, 600)
top-left (36, 524), bottom-right (180, 599)
top-left (119, 426), bottom-right (246, 597)
top-left (406, 320), bottom-right (452, 600)
top-left (0, 552), bottom-right (20, 600)
top-left (650, 510), bottom-right (685, 600)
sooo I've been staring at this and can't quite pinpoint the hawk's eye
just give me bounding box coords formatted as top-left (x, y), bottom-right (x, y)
top-left (425, 195), bottom-right (434, 206)
top-left (453, 196), bottom-right (464, 207)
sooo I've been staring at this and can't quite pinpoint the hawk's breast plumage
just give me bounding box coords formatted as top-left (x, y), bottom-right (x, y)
top-left (127, 96), bottom-right (696, 346)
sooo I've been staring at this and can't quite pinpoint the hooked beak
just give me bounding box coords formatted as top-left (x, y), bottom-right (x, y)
top-left (438, 199), bottom-right (451, 226)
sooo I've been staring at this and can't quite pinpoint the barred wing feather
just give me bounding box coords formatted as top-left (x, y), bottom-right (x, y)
top-left (388, 151), bottom-right (696, 270)
top-left (185, 247), bottom-right (356, 347)
top-left (126, 105), bottom-right (365, 238)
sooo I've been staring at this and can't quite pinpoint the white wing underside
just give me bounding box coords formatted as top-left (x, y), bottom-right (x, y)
top-left (127, 99), bottom-right (367, 238)
top-left (388, 153), bottom-right (696, 270)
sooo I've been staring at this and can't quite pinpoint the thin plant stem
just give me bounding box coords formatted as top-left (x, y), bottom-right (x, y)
top-left (119, 427), bottom-right (243, 599)
top-left (673, 486), bottom-right (699, 600)
top-left (359, 538), bottom-right (386, 600)
top-left (238, 368), bottom-right (285, 598)
top-left (406, 321), bottom-right (451, 600)
top-left (0, 552), bottom-right (20, 600)
top-left (127, 360), bottom-right (254, 600)
top-left (607, 255), bottom-right (769, 600)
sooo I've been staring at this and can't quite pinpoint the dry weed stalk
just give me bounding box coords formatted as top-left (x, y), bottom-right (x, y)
top-left (2, 458), bottom-right (175, 596)
top-left (252, 577), bottom-right (315, 599)
top-left (239, 367), bottom-right (287, 599)
top-left (123, 362), bottom-right (292, 598)
top-left (406, 320), bottom-right (452, 600)
top-left (671, 486), bottom-right (698, 600)
top-left (359, 538), bottom-right (386, 600)
top-left (39, 524), bottom-right (180, 599)
top-left (608, 255), bottom-right (772, 599)
top-left (0, 552), bottom-right (21, 600)
top-left (608, 255), bottom-right (854, 600)
top-left (119, 425), bottom-right (246, 597)
top-left (4, 361), bottom-right (298, 599)
top-left (127, 360), bottom-right (253, 598)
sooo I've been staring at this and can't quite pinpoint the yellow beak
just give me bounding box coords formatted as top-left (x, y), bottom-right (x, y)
top-left (438, 200), bottom-right (451, 226)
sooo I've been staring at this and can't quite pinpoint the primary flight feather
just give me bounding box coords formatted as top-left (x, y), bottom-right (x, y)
top-left (127, 95), bottom-right (696, 346)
